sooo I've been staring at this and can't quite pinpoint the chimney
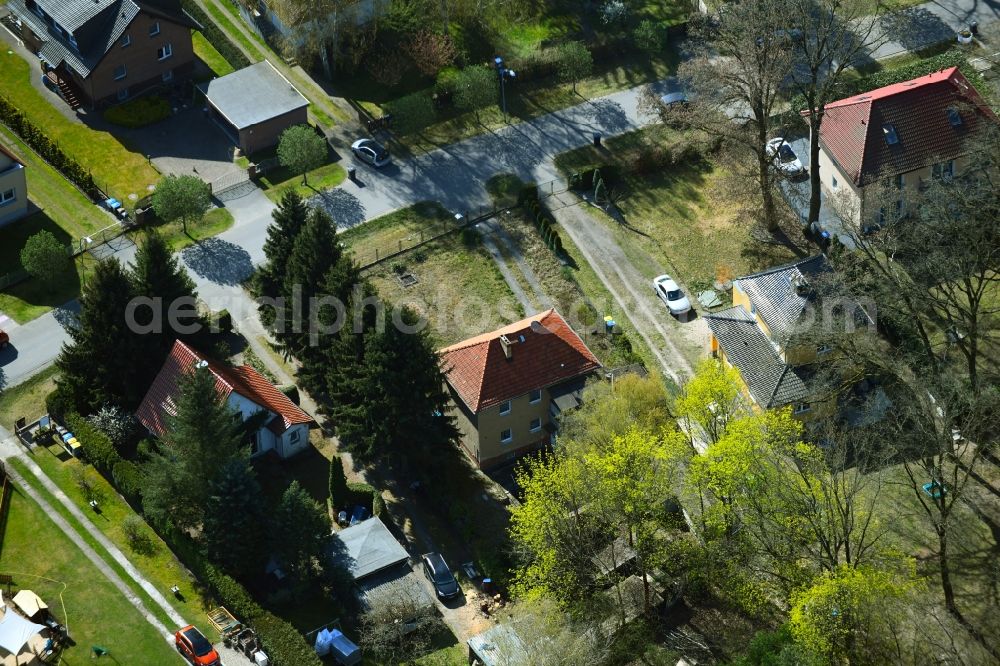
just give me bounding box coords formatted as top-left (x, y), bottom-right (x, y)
top-left (499, 334), bottom-right (515, 360)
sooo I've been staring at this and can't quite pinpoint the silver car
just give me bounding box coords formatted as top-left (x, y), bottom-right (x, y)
top-left (766, 137), bottom-right (805, 176)
top-left (653, 274), bottom-right (692, 317)
top-left (351, 138), bottom-right (390, 168)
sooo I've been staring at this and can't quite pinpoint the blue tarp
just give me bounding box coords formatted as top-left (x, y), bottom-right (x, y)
top-left (328, 629), bottom-right (361, 665)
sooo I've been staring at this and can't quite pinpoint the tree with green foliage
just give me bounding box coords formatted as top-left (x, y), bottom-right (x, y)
top-left (328, 454), bottom-right (349, 509)
top-left (556, 42), bottom-right (592, 93)
top-left (203, 459), bottom-right (267, 577)
top-left (384, 91), bottom-right (436, 135)
top-left (674, 358), bottom-right (750, 447)
top-left (151, 174), bottom-right (211, 235)
top-left (56, 258), bottom-right (145, 413)
top-left (20, 230), bottom-right (69, 284)
top-left (270, 481), bottom-right (329, 589)
top-left (258, 191), bottom-right (309, 319)
top-left (278, 124), bottom-right (327, 185)
top-left (558, 373), bottom-right (672, 449)
top-left (453, 65), bottom-right (498, 122)
top-left (333, 306), bottom-right (458, 466)
top-left (633, 19), bottom-right (667, 55)
top-left (130, 230), bottom-right (201, 375)
top-left (142, 364), bottom-right (247, 530)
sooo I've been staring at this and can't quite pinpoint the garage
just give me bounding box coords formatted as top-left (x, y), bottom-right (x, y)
top-left (198, 61), bottom-right (310, 155)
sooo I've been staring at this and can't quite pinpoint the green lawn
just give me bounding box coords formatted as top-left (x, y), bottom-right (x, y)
top-left (192, 30), bottom-right (235, 77)
top-left (156, 206), bottom-right (235, 252)
top-left (0, 484), bottom-right (182, 663)
top-left (0, 363), bottom-right (57, 426)
top-left (258, 162), bottom-right (347, 203)
top-left (19, 444), bottom-right (220, 640)
top-left (344, 203), bottom-right (522, 346)
top-left (0, 50), bottom-right (160, 202)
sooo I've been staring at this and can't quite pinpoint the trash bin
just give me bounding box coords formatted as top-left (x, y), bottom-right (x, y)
top-left (593, 133), bottom-right (602, 147)
top-left (347, 167), bottom-right (357, 181)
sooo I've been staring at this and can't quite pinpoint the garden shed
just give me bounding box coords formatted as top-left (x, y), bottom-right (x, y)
top-left (198, 61), bottom-right (309, 154)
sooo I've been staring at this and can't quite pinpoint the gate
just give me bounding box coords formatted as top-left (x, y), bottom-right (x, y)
top-left (209, 169), bottom-right (254, 200)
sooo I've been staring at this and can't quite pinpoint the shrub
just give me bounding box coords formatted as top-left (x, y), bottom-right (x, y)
top-left (633, 20), bottom-right (668, 55)
top-left (254, 612), bottom-right (324, 666)
top-left (87, 405), bottom-right (139, 453)
top-left (212, 309), bottom-right (233, 333)
top-left (121, 514), bottom-right (154, 553)
top-left (372, 490), bottom-right (387, 518)
top-left (346, 482), bottom-right (376, 511)
top-left (103, 96), bottom-right (171, 128)
top-left (329, 454), bottom-right (349, 509)
top-left (66, 412), bottom-right (121, 473)
top-left (46, 386), bottom-right (75, 422)
top-left (20, 230), bottom-right (71, 284)
top-left (384, 91), bottom-right (436, 135)
top-left (112, 460), bottom-right (144, 501)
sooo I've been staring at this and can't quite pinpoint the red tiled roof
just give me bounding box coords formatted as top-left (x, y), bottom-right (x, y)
top-left (817, 67), bottom-right (997, 186)
top-left (439, 309), bottom-right (601, 412)
top-left (136, 340), bottom-right (312, 437)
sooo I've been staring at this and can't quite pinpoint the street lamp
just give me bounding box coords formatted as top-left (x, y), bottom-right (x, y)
top-left (494, 56), bottom-right (516, 122)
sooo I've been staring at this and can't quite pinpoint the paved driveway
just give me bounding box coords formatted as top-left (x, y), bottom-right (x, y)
top-left (777, 136), bottom-right (854, 247)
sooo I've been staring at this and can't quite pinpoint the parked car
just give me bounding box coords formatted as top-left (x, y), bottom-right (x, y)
top-left (766, 138), bottom-right (805, 176)
top-left (175, 625), bottom-right (220, 666)
top-left (351, 138), bottom-right (391, 168)
top-left (653, 274), bottom-right (692, 317)
top-left (421, 552), bottom-right (461, 600)
top-left (659, 91), bottom-right (690, 108)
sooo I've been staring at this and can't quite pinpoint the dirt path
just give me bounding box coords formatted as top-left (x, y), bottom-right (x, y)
top-left (550, 194), bottom-right (701, 383)
top-left (479, 229), bottom-right (537, 313)
top-left (482, 218), bottom-right (552, 312)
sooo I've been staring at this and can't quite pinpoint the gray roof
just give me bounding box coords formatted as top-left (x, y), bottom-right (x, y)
top-left (705, 306), bottom-right (810, 408)
top-left (9, 0), bottom-right (189, 78)
top-left (735, 255), bottom-right (828, 345)
top-left (199, 61), bottom-right (309, 130)
top-left (331, 517), bottom-right (409, 581)
top-left (356, 565), bottom-right (434, 614)
top-left (468, 624), bottom-right (530, 666)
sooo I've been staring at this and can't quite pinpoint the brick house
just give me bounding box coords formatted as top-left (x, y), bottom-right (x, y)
top-left (439, 309), bottom-right (602, 469)
top-left (0, 143), bottom-right (28, 227)
top-left (8, 0), bottom-right (196, 108)
top-left (813, 67), bottom-right (997, 230)
top-left (136, 340), bottom-right (313, 459)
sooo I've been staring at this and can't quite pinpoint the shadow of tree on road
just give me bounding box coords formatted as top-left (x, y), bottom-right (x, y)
top-left (880, 8), bottom-right (956, 52)
top-left (181, 238), bottom-right (254, 286)
top-left (308, 189), bottom-right (368, 231)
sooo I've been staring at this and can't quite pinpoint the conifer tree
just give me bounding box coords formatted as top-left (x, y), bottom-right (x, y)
top-left (259, 191), bottom-right (309, 308)
top-left (56, 258), bottom-right (144, 413)
top-left (142, 364), bottom-right (247, 530)
top-left (270, 481), bottom-right (329, 589)
top-left (203, 458), bottom-right (267, 577)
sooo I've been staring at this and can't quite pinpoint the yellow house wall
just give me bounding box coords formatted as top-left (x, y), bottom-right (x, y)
top-left (0, 155), bottom-right (28, 227)
top-left (475, 391), bottom-right (551, 468)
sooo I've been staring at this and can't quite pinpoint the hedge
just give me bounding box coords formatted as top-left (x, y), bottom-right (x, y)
top-left (65, 412), bottom-right (121, 474)
top-left (0, 95), bottom-right (100, 200)
top-left (180, 0), bottom-right (251, 71)
top-left (520, 188), bottom-right (566, 258)
top-left (112, 460), bottom-right (144, 502)
top-left (346, 482), bottom-right (376, 512)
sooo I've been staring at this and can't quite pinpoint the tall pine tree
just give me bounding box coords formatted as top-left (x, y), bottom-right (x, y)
top-left (142, 364), bottom-right (247, 530)
top-left (56, 258), bottom-right (145, 413)
top-left (259, 192), bottom-right (309, 324)
top-left (130, 230), bottom-right (201, 383)
top-left (270, 481), bottom-right (330, 592)
top-left (203, 458), bottom-right (267, 577)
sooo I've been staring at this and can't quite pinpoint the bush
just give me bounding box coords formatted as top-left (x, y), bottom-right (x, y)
top-left (384, 91), bottom-right (436, 135)
top-left (121, 514), bottom-right (154, 553)
top-left (103, 96), bottom-right (171, 128)
top-left (45, 386), bottom-right (75, 422)
top-left (254, 612), bottom-right (323, 666)
top-left (112, 460), bottom-right (144, 501)
top-left (346, 482), bottom-right (376, 511)
top-left (633, 20), bottom-right (668, 55)
top-left (66, 412), bottom-right (121, 473)
top-left (87, 405), bottom-right (139, 454)
top-left (329, 454), bottom-right (349, 509)
top-left (372, 490), bottom-right (386, 518)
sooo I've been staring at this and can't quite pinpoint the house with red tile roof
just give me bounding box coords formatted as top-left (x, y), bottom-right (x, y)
top-left (439, 309), bottom-right (601, 469)
top-left (136, 340), bottom-right (313, 459)
top-left (814, 67), bottom-right (997, 228)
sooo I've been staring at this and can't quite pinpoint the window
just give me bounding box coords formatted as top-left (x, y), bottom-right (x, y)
top-left (529, 389), bottom-right (541, 404)
top-left (530, 418), bottom-right (542, 433)
top-left (947, 107), bottom-right (962, 127)
top-left (933, 160), bottom-right (955, 180)
top-left (0, 188), bottom-right (15, 205)
top-left (113, 64), bottom-right (127, 80)
top-left (157, 43), bottom-right (172, 60)
top-left (831, 175), bottom-right (838, 189)
top-left (161, 68), bottom-right (173, 82)
top-left (793, 402), bottom-right (812, 415)
top-left (67, 33), bottom-right (78, 50)
top-left (499, 400), bottom-right (511, 415)
top-left (149, 21), bottom-right (160, 36)
top-left (882, 124), bottom-right (899, 145)
top-left (116, 87), bottom-right (129, 101)
top-left (500, 428), bottom-right (512, 444)
top-left (289, 429), bottom-right (300, 444)
top-left (121, 33), bottom-right (131, 47)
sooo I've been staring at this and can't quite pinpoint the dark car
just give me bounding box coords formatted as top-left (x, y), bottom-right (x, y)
top-left (351, 138), bottom-right (391, 168)
top-left (422, 552), bottom-right (460, 600)
top-left (659, 91), bottom-right (689, 108)
top-left (175, 625), bottom-right (220, 666)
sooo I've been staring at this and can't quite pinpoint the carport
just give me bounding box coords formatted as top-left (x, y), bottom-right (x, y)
top-left (198, 61), bottom-right (309, 155)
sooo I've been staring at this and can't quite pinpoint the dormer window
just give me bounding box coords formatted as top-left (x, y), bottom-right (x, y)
top-left (149, 21), bottom-right (160, 36)
top-left (882, 124), bottom-right (899, 145)
top-left (121, 33), bottom-right (131, 47)
top-left (947, 107), bottom-right (962, 127)
top-left (157, 43), bottom-right (172, 60)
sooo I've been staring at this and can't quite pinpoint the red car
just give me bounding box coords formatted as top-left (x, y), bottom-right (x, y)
top-left (174, 625), bottom-right (220, 666)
